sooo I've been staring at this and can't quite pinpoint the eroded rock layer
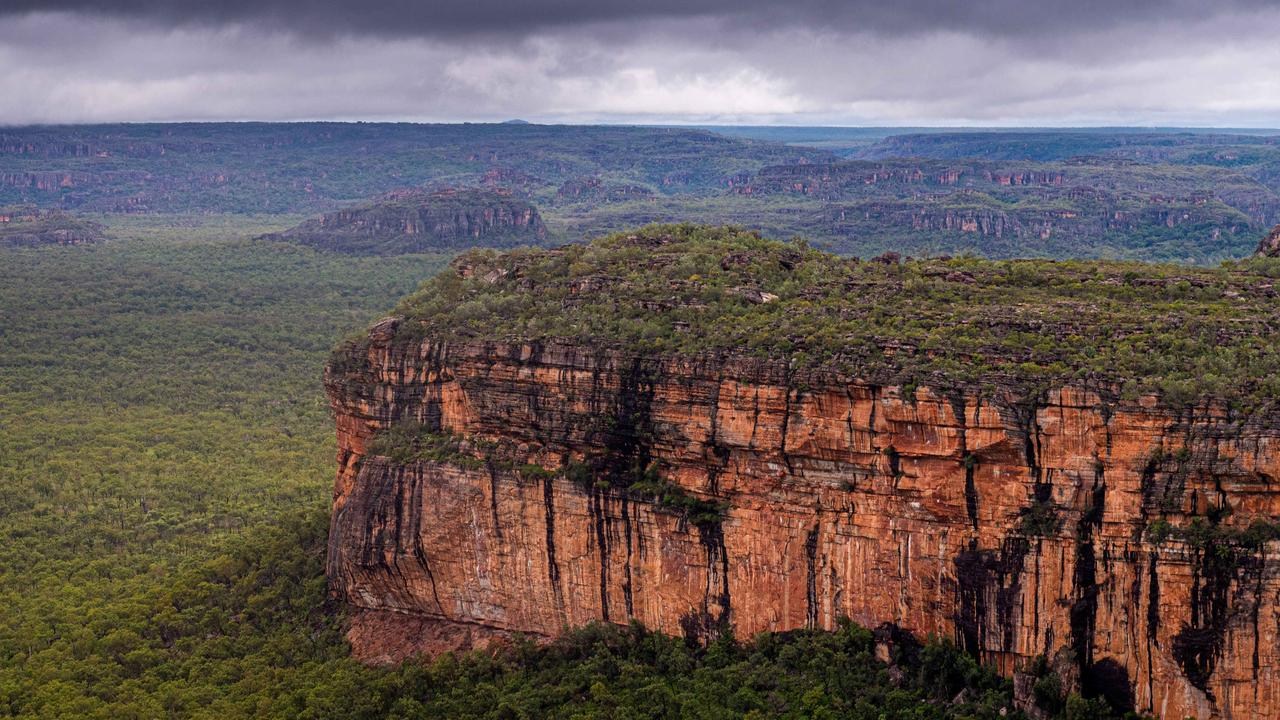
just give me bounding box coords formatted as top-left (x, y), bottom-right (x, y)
top-left (261, 188), bottom-right (546, 255)
top-left (326, 333), bottom-right (1280, 720)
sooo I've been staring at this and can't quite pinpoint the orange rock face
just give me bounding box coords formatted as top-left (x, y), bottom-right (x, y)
top-left (326, 332), bottom-right (1280, 719)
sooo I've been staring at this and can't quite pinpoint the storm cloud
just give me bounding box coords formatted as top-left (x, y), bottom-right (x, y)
top-left (6, 0), bottom-right (1276, 40)
top-left (2, 1), bottom-right (1280, 125)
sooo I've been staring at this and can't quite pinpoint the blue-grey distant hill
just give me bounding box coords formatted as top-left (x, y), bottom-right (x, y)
top-left (5, 122), bottom-right (1280, 262)
top-left (0, 122), bottom-right (828, 214)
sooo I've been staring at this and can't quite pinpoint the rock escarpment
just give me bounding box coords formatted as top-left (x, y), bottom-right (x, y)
top-left (823, 197), bottom-right (1247, 247)
top-left (261, 188), bottom-right (547, 255)
top-left (557, 177), bottom-right (654, 202)
top-left (0, 206), bottom-right (104, 246)
top-left (326, 226), bottom-right (1280, 719)
top-left (731, 160), bottom-right (1275, 259)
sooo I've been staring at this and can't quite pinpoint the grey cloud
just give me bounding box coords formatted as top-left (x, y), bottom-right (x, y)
top-left (3, 0), bottom-right (1275, 40)
top-left (1, 3), bottom-right (1279, 125)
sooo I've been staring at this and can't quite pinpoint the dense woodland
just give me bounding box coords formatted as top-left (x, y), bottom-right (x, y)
top-left (0, 216), bottom-right (444, 717)
top-left (0, 206), bottom-right (105, 246)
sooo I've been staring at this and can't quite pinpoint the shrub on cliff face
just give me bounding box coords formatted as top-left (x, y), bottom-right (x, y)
top-left (365, 421), bottom-right (734, 528)
top-left (383, 223), bottom-right (1280, 409)
top-left (367, 422), bottom-right (485, 469)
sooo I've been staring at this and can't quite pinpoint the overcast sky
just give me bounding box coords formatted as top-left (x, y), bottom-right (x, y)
top-left (4, 1), bottom-right (1280, 126)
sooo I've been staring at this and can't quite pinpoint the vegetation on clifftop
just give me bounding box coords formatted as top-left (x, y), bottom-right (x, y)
top-left (385, 223), bottom-right (1280, 408)
top-left (261, 188), bottom-right (548, 255)
top-left (0, 205), bottom-right (105, 246)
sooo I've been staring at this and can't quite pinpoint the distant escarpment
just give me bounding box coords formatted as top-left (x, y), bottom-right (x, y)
top-left (262, 188), bottom-right (546, 255)
top-left (731, 161), bottom-right (1278, 257)
top-left (327, 226), bottom-right (1280, 719)
top-left (0, 206), bottom-right (104, 246)
top-left (0, 123), bottom-right (829, 213)
top-left (557, 177), bottom-right (654, 202)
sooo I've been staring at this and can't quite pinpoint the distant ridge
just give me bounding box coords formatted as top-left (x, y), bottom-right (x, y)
top-left (259, 187), bottom-right (547, 255)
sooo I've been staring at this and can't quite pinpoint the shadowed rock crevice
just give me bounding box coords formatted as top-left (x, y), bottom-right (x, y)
top-left (805, 524), bottom-right (820, 629)
top-left (1070, 468), bottom-right (1106, 697)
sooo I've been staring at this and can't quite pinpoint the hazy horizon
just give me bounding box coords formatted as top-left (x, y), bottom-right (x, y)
top-left (4, 120), bottom-right (1280, 132)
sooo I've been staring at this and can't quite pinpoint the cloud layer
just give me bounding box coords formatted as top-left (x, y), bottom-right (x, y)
top-left (3, 2), bottom-right (1280, 125)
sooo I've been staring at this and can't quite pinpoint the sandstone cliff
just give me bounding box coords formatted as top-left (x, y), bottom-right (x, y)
top-left (326, 227), bottom-right (1280, 719)
top-left (260, 188), bottom-right (547, 255)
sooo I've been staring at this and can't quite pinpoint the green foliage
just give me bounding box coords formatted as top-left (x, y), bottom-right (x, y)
top-left (914, 636), bottom-right (1010, 702)
top-left (1063, 694), bottom-right (1118, 720)
top-left (367, 423), bottom-right (485, 469)
top-left (517, 463), bottom-right (559, 481)
top-left (0, 211), bottom-right (1159, 719)
top-left (1145, 519), bottom-right (1174, 545)
top-left (1033, 672), bottom-right (1066, 715)
top-left (0, 205), bottom-right (105, 246)
top-left (386, 223), bottom-right (1280, 409)
top-left (0, 215), bottom-right (451, 719)
top-left (1169, 516), bottom-right (1280, 552)
top-left (1019, 653), bottom-right (1145, 720)
top-left (1019, 499), bottom-right (1063, 537)
top-left (626, 464), bottom-right (728, 528)
top-left (1, 134), bottom-right (1232, 718)
top-left (291, 616), bottom-right (1025, 720)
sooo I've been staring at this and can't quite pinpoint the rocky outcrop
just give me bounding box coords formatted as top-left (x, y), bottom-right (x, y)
top-left (1257, 225), bottom-right (1280, 257)
top-left (344, 608), bottom-right (520, 665)
top-left (557, 177), bottom-right (654, 202)
top-left (327, 328), bottom-right (1280, 720)
top-left (0, 206), bottom-right (105, 246)
top-left (261, 188), bottom-right (547, 255)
